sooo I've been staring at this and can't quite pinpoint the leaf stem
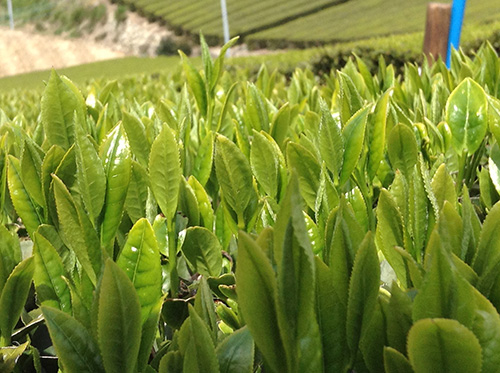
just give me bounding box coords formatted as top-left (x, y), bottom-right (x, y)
top-left (167, 221), bottom-right (179, 297)
top-left (0, 335), bottom-right (9, 347)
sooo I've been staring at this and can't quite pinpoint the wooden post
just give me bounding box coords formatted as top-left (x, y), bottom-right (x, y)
top-left (423, 3), bottom-right (451, 62)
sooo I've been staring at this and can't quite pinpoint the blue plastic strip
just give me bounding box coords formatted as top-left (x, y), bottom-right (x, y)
top-left (446, 0), bottom-right (467, 67)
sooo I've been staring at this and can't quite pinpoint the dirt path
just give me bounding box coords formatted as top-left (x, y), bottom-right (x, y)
top-left (0, 27), bottom-right (125, 78)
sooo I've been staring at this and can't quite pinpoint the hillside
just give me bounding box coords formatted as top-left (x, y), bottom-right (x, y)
top-left (119, 0), bottom-right (500, 46)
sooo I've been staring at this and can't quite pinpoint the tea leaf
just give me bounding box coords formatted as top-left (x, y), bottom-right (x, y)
top-left (182, 226), bottom-right (222, 277)
top-left (367, 90), bottom-right (390, 179)
top-left (125, 160), bottom-right (149, 223)
top-left (98, 259), bottom-right (142, 373)
top-left (42, 306), bottom-right (104, 373)
top-left (0, 257), bottom-right (34, 343)
top-left (339, 107), bottom-right (369, 186)
top-left (446, 77), bottom-right (488, 154)
top-left (20, 140), bottom-right (44, 207)
top-left (7, 155), bottom-right (42, 237)
top-left (0, 225), bottom-right (22, 295)
top-left (180, 51), bottom-right (207, 116)
top-left (122, 112), bottom-right (150, 167)
top-left (376, 190), bottom-right (407, 286)
top-left (41, 70), bottom-right (78, 150)
top-left (215, 134), bottom-right (256, 229)
top-left (318, 99), bottom-right (343, 181)
top-left (383, 347), bottom-right (413, 373)
top-left (116, 218), bottom-right (162, 324)
top-left (431, 164), bottom-right (457, 211)
top-left (99, 124), bottom-right (132, 249)
top-left (346, 232), bottom-right (380, 362)
top-left (387, 124), bottom-right (418, 176)
top-left (216, 326), bottom-right (254, 373)
top-left (315, 257), bottom-right (348, 372)
top-left (33, 232), bottom-right (72, 313)
top-left (286, 142), bottom-right (320, 210)
top-left (236, 231), bottom-right (287, 372)
top-left (408, 318), bottom-right (482, 373)
top-left (52, 175), bottom-right (100, 286)
top-left (75, 126), bottom-right (106, 225)
top-left (187, 304), bottom-right (220, 372)
top-left (413, 230), bottom-right (475, 328)
top-left (149, 125), bottom-right (181, 223)
top-left (192, 131), bottom-right (214, 187)
top-left (251, 130), bottom-right (280, 200)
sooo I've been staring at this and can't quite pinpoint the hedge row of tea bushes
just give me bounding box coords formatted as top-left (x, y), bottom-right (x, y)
top-left (3, 37), bottom-right (500, 372)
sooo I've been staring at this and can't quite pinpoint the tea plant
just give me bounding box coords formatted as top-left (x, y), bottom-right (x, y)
top-left (2, 37), bottom-right (500, 372)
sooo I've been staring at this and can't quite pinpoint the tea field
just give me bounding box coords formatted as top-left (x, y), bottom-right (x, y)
top-left (119, 0), bottom-right (500, 45)
top-left (3, 36), bottom-right (500, 372)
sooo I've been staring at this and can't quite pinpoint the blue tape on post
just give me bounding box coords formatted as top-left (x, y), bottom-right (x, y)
top-left (446, 0), bottom-right (467, 68)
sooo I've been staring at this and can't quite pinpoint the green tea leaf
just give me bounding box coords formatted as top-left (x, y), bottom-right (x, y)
top-left (182, 227), bottom-right (222, 277)
top-left (211, 36), bottom-right (239, 92)
top-left (339, 107), bottom-right (369, 186)
top-left (194, 277), bottom-right (218, 342)
top-left (0, 257), bottom-right (34, 343)
top-left (41, 70), bottom-right (78, 150)
top-left (386, 283), bottom-right (413, 355)
top-left (122, 112), bottom-right (150, 167)
top-left (52, 175), bottom-right (101, 285)
top-left (192, 131), bottom-right (214, 187)
top-left (251, 130), bottom-right (280, 200)
top-left (75, 126), bottom-right (106, 225)
top-left (125, 160), bottom-right (149, 223)
top-left (99, 124), bottom-right (132, 249)
top-left (413, 230), bottom-right (475, 328)
top-left (286, 142), bottom-right (320, 210)
top-left (383, 347), bottom-right (414, 373)
top-left (315, 257), bottom-right (348, 372)
top-left (318, 99), bottom-right (343, 181)
top-left (273, 173), bottom-right (322, 371)
top-left (408, 318), bottom-right (482, 373)
top-left (245, 83), bottom-right (269, 132)
top-left (346, 232), bottom-right (380, 362)
top-left (41, 145), bottom-right (65, 216)
top-left (33, 232), bottom-right (72, 313)
top-left (216, 326), bottom-right (254, 373)
top-left (149, 125), bottom-right (181, 223)
top-left (7, 155), bottom-right (42, 237)
top-left (470, 287), bottom-right (500, 371)
top-left (215, 134), bottom-right (257, 229)
top-left (187, 304), bottom-right (220, 372)
top-left (20, 140), bottom-right (44, 207)
top-left (180, 51), bottom-right (207, 116)
top-left (473, 200), bottom-right (500, 277)
top-left (98, 259), bottom-right (142, 373)
top-left (116, 218), bottom-right (162, 323)
top-left (236, 231), bottom-right (287, 372)
top-left (446, 77), bottom-right (488, 154)
top-left (0, 225), bottom-right (22, 295)
top-left (387, 124), bottom-right (418, 176)
top-left (488, 143), bottom-right (500, 195)
top-left (431, 164), bottom-right (457, 212)
top-left (188, 176), bottom-right (214, 230)
top-left (42, 306), bottom-right (104, 373)
top-left (376, 190), bottom-right (407, 286)
top-left (178, 177), bottom-right (200, 226)
top-left (367, 90), bottom-right (390, 179)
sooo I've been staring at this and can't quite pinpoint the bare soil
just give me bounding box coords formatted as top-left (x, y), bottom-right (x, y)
top-left (0, 27), bottom-right (125, 77)
top-left (0, 0), bottom-right (273, 78)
